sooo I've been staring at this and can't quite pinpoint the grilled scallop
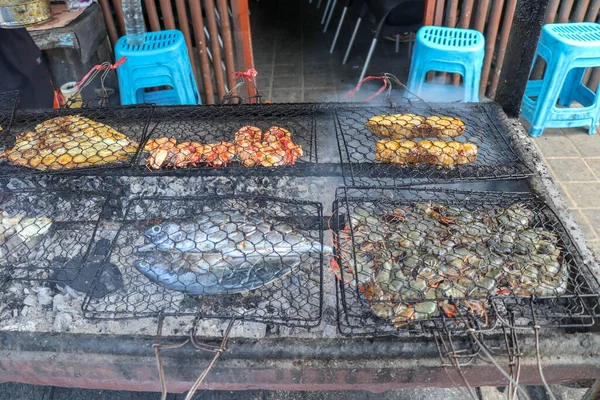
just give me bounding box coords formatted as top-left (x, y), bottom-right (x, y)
top-left (366, 113), bottom-right (466, 140)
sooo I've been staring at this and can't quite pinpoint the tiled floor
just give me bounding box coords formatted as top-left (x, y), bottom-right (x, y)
top-left (530, 125), bottom-right (600, 257)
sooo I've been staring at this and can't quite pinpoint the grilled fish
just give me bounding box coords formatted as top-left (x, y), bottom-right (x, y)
top-left (134, 251), bottom-right (303, 295)
top-left (367, 114), bottom-right (466, 140)
top-left (4, 115), bottom-right (138, 171)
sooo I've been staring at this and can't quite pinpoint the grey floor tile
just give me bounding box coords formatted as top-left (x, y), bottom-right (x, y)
top-left (572, 209), bottom-right (598, 241)
top-left (304, 72), bottom-right (336, 88)
top-left (546, 158), bottom-right (597, 182)
top-left (533, 136), bottom-right (579, 158)
top-left (567, 133), bottom-right (600, 158)
top-left (556, 182), bottom-right (576, 208)
top-left (270, 89), bottom-right (303, 103)
top-left (274, 52), bottom-right (303, 66)
top-left (587, 239), bottom-right (600, 258)
top-left (562, 182), bottom-right (600, 208)
top-left (274, 63), bottom-right (303, 77)
top-left (581, 209), bottom-right (600, 238)
top-left (585, 157), bottom-right (600, 178)
top-left (273, 74), bottom-right (303, 89)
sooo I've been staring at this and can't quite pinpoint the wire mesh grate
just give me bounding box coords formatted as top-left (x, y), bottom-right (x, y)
top-left (136, 104), bottom-right (317, 175)
top-left (0, 189), bottom-right (109, 282)
top-left (333, 186), bottom-right (600, 337)
top-left (0, 90), bottom-right (19, 136)
top-left (83, 195), bottom-right (324, 327)
top-left (0, 105), bottom-right (153, 175)
top-left (334, 102), bottom-right (532, 185)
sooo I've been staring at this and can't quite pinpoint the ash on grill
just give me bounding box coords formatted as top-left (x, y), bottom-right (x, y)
top-left (335, 102), bottom-right (532, 184)
top-left (0, 190), bottom-right (108, 282)
top-left (333, 187), bottom-right (600, 337)
top-left (83, 195), bottom-right (325, 328)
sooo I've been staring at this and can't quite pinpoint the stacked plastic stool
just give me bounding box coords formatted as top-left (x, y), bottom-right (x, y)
top-left (407, 26), bottom-right (485, 102)
top-left (115, 30), bottom-right (200, 106)
top-left (522, 23), bottom-right (600, 137)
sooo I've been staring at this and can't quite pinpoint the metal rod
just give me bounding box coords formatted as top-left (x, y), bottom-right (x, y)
top-left (205, 0), bottom-right (227, 101)
top-left (530, 0), bottom-right (560, 80)
top-left (230, 0), bottom-right (257, 102)
top-left (189, 0), bottom-right (215, 104)
top-left (317, 0), bottom-right (322, 8)
top-left (479, 0), bottom-right (505, 96)
top-left (174, 0), bottom-right (199, 92)
top-left (557, 0), bottom-right (575, 22)
top-left (440, 0), bottom-right (459, 83)
top-left (324, 0), bottom-right (338, 32)
top-left (358, 38), bottom-right (378, 82)
top-left (217, 0), bottom-right (237, 95)
top-left (423, 0), bottom-right (436, 25)
top-left (98, 0), bottom-right (118, 46)
top-left (159, 0), bottom-right (176, 29)
top-left (472, 0), bottom-right (489, 33)
top-left (330, 6), bottom-right (348, 53)
top-left (322, 0), bottom-right (332, 25)
top-left (489, 0), bottom-right (518, 98)
top-left (144, 0), bottom-right (160, 30)
top-left (495, 0), bottom-right (551, 115)
top-left (343, 17), bottom-right (362, 65)
top-left (571, 0), bottom-right (591, 22)
top-left (111, 0), bottom-right (126, 36)
top-left (452, 0), bottom-right (475, 85)
top-left (434, 0), bottom-right (445, 26)
top-left (585, 0), bottom-right (600, 21)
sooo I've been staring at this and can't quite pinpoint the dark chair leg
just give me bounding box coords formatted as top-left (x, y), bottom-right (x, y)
top-left (408, 32), bottom-right (413, 59)
top-left (317, 0), bottom-right (322, 8)
top-left (330, 6), bottom-right (348, 53)
top-left (395, 34), bottom-right (400, 53)
top-left (359, 38), bottom-right (378, 82)
top-left (324, 0), bottom-right (338, 32)
top-left (343, 17), bottom-right (362, 65)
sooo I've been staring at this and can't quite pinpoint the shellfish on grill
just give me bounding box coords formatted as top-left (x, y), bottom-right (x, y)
top-left (366, 113), bottom-right (466, 140)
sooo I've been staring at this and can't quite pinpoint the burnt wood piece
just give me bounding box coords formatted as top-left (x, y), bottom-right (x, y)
top-left (495, 0), bottom-right (551, 117)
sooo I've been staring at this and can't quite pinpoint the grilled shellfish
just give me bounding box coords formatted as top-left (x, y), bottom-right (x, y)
top-left (375, 139), bottom-right (478, 167)
top-left (366, 114), bottom-right (466, 140)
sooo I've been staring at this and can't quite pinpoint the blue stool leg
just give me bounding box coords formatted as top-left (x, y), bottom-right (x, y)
top-left (558, 67), bottom-right (586, 107)
top-left (529, 57), bottom-right (570, 137)
top-left (463, 63), bottom-right (482, 102)
top-left (407, 47), bottom-right (427, 97)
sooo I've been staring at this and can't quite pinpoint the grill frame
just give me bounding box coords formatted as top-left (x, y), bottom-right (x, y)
top-left (333, 186), bottom-right (600, 337)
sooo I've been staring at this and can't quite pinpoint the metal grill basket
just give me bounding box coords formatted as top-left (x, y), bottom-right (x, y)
top-left (333, 186), bottom-right (600, 337)
top-left (0, 90), bottom-right (19, 136)
top-left (83, 195), bottom-right (324, 327)
top-left (334, 102), bottom-right (532, 185)
top-left (0, 189), bottom-right (109, 282)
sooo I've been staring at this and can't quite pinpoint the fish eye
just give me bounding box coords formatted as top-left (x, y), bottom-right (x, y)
top-left (152, 226), bottom-right (161, 233)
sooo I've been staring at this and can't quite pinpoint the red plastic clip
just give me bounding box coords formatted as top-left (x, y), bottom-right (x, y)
top-left (232, 68), bottom-right (258, 82)
top-left (345, 75), bottom-right (388, 102)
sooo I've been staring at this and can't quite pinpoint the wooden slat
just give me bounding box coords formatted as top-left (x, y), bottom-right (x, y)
top-left (190, 0), bottom-right (216, 104)
top-left (175, 0), bottom-right (199, 90)
top-left (557, 0), bottom-right (575, 22)
top-left (444, 0), bottom-right (459, 27)
top-left (472, 0), bottom-right (490, 32)
top-left (457, 0), bottom-right (475, 28)
top-left (111, 0), bottom-right (126, 36)
top-left (433, 0), bottom-right (445, 26)
top-left (584, 0), bottom-right (600, 21)
top-left (231, 0), bottom-right (256, 102)
top-left (159, 0), bottom-right (176, 30)
top-left (99, 0), bottom-right (118, 45)
top-left (424, 0), bottom-right (436, 25)
top-left (488, 0), bottom-right (517, 98)
top-left (479, 0), bottom-right (505, 97)
top-left (144, 0), bottom-right (161, 31)
top-left (571, 0), bottom-right (591, 22)
top-left (204, 0), bottom-right (227, 101)
top-left (217, 0), bottom-right (237, 92)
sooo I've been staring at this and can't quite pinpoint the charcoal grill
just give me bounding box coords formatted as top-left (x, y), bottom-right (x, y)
top-left (333, 186), bottom-right (600, 337)
top-left (0, 90), bottom-right (18, 135)
top-left (0, 189), bottom-right (109, 282)
top-left (335, 101), bottom-right (533, 185)
top-left (82, 195), bottom-right (324, 328)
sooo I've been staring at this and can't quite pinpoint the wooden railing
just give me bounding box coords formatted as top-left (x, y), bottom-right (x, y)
top-left (424, 0), bottom-right (600, 100)
top-left (98, 0), bottom-right (254, 104)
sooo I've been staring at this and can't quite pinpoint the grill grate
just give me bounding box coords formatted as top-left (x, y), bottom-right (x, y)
top-left (0, 190), bottom-right (109, 282)
top-left (334, 102), bottom-right (532, 185)
top-left (333, 186), bottom-right (600, 337)
top-left (136, 104), bottom-right (317, 175)
top-left (0, 90), bottom-right (19, 136)
top-left (82, 195), bottom-right (324, 327)
top-left (0, 105), bottom-right (154, 176)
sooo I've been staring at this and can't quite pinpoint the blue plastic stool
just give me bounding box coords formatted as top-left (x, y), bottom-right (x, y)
top-left (407, 26), bottom-right (485, 102)
top-left (115, 30), bottom-right (201, 106)
top-left (522, 23), bottom-right (600, 137)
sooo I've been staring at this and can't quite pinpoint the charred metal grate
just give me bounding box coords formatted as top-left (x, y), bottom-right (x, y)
top-left (334, 102), bottom-right (532, 185)
top-left (82, 195), bottom-right (324, 327)
top-left (0, 190), bottom-right (109, 282)
top-left (333, 186), bottom-right (600, 337)
top-left (0, 105), bottom-right (153, 176)
top-left (136, 104), bottom-right (317, 175)
top-left (0, 90), bottom-right (18, 136)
